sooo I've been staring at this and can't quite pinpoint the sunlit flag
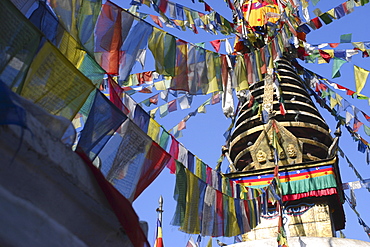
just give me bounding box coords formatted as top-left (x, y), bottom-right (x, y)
top-left (154, 219), bottom-right (164, 247)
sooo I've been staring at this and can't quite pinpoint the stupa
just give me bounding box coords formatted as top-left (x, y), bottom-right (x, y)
top-left (224, 56), bottom-right (346, 241)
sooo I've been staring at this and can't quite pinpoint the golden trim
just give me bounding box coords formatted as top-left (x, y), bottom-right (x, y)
top-left (230, 122), bottom-right (331, 151)
top-left (225, 157), bottom-right (338, 178)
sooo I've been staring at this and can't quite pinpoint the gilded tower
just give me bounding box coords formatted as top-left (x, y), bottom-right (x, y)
top-left (224, 57), bottom-right (345, 241)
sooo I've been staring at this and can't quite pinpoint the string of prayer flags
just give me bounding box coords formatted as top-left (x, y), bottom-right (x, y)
top-left (344, 192), bottom-right (370, 238)
top-left (306, 78), bottom-right (370, 155)
top-left (172, 161), bottom-right (261, 237)
top-left (135, 0), bottom-right (235, 35)
top-left (297, 0), bottom-right (370, 40)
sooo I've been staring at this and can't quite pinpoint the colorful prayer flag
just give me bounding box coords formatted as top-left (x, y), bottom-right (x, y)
top-left (154, 219), bottom-right (164, 247)
top-left (354, 65), bottom-right (369, 94)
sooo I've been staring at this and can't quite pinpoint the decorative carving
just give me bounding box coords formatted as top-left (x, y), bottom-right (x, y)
top-left (256, 150), bottom-right (267, 163)
top-left (279, 150), bottom-right (286, 160)
top-left (287, 144), bottom-right (297, 158)
top-left (267, 150), bottom-right (275, 161)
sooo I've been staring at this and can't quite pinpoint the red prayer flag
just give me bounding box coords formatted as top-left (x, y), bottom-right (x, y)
top-left (168, 99), bottom-right (177, 112)
top-left (133, 142), bottom-right (171, 200)
top-left (177, 120), bottom-right (186, 130)
top-left (362, 111), bottom-right (370, 122)
top-left (149, 94), bottom-right (159, 105)
top-left (279, 103), bottom-right (286, 116)
top-left (95, 2), bottom-right (123, 75)
top-left (311, 17), bottom-right (323, 29)
top-left (210, 39), bottom-right (221, 52)
top-left (319, 49), bottom-right (331, 63)
top-left (346, 89), bottom-right (356, 96)
top-left (158, 0), bottom-right (168, 13)
top-left (204, 3), bottom-right (212, 11)
top-left (329, 43), bottom-right (340, 48)
top-left (139, 87), bottom-right (152, 93)
top-left (167, 135), bottom-right (179, 174)
top-left (150, 15), bottom-right (163, 28)
top-left (353, 117), bottom-right (363, 132)
top-left (108, 77), bottom-right (130, 115)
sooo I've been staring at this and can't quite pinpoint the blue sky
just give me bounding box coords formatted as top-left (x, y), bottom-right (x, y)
top-left (113, 0), bottom-right (370, 246)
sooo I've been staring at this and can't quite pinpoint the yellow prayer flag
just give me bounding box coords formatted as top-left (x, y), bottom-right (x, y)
top-left (184, 9), bottom-right (194, 25)
top-left (336, 93), bottom-right (343, 106)
top-left (330, 96), bottom-right (338, 109)
top-left (206, 237), bottom-right (213, 247)
top-left (352, 42), bottom-right (365, 51)
top-left (182, 170), bottom-right (201, 233)
top-left (147, 118), bottom-right (161, 142)
top-left (235, 55), bottom-right (249, 91)
top-left (227, 196), bottom-right (241, 237)
top-left (354, 65), bottom-right (369, 94)
top-left (317, 56), bottom-right (326, 64)
top-left (22, 41), bottom-right (95, 120)
top-left (58, 31), bottom-right (86, 67)
top-left (198, 104), bottom-right (206, 113)
top-left (149, 107), bottom-right (159, 118)
top-left (327, 9), bottom-right (336, 18)
top-left (323, 49), bottom-right (334, 58)
top-left (154, 80), bottom-right (167, 90)
top-left (206, 51), bottom-right (220, 94)
top-left (195, 157), bottom-right (203, 178)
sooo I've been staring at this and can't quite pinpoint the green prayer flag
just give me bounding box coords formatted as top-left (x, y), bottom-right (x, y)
top-left (159, 129), bottom-right (170, 149)
top-left (159, 103), bottom-right (169, 118)
top-left (319, 13), bottom-right (333, 24)
top-left (148, 28), bottom-right (176, 76)
top-left (332, 57), bottom-right (347, 78)
top-left (340, 33), bottom-right (352, 43)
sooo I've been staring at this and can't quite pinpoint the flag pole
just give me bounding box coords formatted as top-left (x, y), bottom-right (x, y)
top-left (156, 195), bottom-right (164, 224)
top-left (154, 195), bottom-right (164, 247)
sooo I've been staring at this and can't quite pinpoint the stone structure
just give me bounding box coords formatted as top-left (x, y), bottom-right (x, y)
top-left (0, 87), bottom-right (147, 246)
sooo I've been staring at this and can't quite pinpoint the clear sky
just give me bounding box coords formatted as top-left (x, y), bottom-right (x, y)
top-left (114, 0), bottom-right (370, 246)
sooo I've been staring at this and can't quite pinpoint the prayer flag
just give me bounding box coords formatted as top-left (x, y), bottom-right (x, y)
top-left (119, 21), bottom-right (153, 81)
top-left (334, 5), bottom-right (345, 18)
top-left (168, 99), bottom-right (177, 112)
top-left (77, 89), bottom-right (128, 159)
top-left (354, 65), bottom-right (369, 94)
top-left (332, 57), bottom-right (347, 78)
top-left (149, 28), bottom-right (176, 76)
top-left (172, 39), bottom-right (189, 91)
top-left (210, 39), bottom-right (221, 52)
top-left (146, 213), bottom-right (159, 246)
top-left (186, 237), bottom-right (197, 247)
top-left (22, 41), bottom-right (95, 120)
top-left (319, 49), bottom-right (331, 63)
top-left (206, 237), bottom-right (213, 247)
top-left (151, 15), bottom-right (163, 27)
top-left (94, 2), bottom-right (125, 74)
top-left (311, 17), bottom-right (323, 29)
top-left (340, 33), bottom-right (352, 43)
top-left (159, 103), bottom-right (169, 118)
